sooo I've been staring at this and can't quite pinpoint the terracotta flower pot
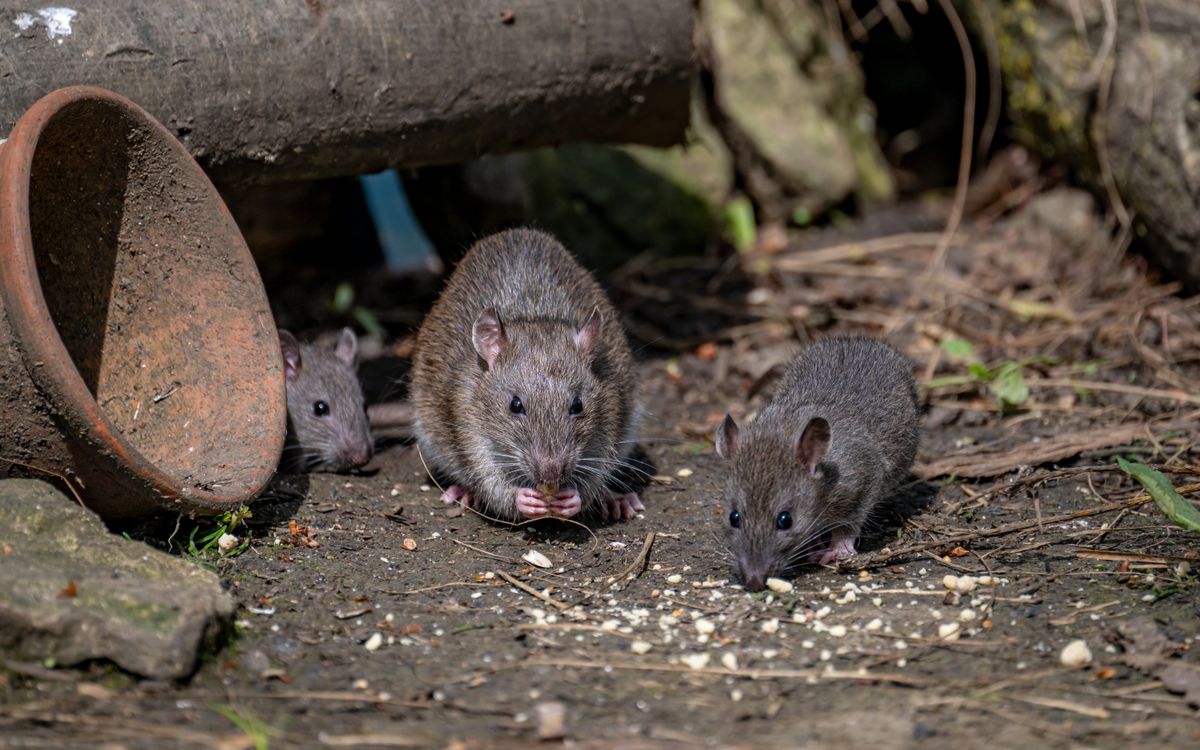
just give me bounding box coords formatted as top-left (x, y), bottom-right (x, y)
top-left (0, 86), bottom-right (286, 519)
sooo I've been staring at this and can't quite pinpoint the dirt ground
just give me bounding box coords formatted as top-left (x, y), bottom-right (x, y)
top-left (2, 186), bottom-right (1200, 749)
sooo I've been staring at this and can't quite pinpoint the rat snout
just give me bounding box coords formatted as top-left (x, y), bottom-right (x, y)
top-left (738, 557), bottom-right (774, 592)
top-left (530, 448), bottom-right (567, 488)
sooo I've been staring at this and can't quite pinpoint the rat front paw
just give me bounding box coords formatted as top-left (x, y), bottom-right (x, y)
top-left (811, 533), bottom-right (857, 565)
top-left (515, 487), bottom-right (550, 519)
top-left (440, 485), bottom-right (475, 508)
top-left (599, 492), bottom-right (644, 522)
top-left (548, 488), bottom-right (583, 519)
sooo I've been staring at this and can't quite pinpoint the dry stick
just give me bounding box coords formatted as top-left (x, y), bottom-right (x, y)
top-left (0, 456), bottom-right (86, 507)
top-left (496, 570), bottom-right (570, 611)
top-left (840, 489), bottom-right (1200, 570)
top-left (924, 0), bottom-right (976, 277)
top-left (451, 538), bottom-right (521, 564)
top-left (518, 656), bottom-right (929, 688)
top-left (588, 531), bottom-right (656, 601)
top-left (1030, 378), bottom-right (1200, 406)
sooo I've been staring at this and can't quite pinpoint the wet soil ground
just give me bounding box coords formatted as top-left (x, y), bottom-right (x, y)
top-left (2, 189), bottom-right (1199, 749)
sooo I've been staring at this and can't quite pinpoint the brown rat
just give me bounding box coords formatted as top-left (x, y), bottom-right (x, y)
top-left (714, 336), bottom-right (918, 590)
top-left (279, 328), bottom-right (374, 473)
top-left (409, 228), bottom-right (645, 523)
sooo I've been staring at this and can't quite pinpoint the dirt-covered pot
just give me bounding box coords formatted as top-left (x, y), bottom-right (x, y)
top-left (0, 86), bottom-right (286, 519)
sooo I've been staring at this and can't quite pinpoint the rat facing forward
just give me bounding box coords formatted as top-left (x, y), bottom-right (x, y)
top-left (714, 336), bottom-right (918, 590)
top-left (410, 228), bottom-right (645, 523)
top-left (279, 328), bottom-right (374, 473)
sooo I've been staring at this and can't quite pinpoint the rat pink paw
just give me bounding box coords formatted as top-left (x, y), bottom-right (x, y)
top-left (600, 492), bottom-right (644, 522)
top-left (812, 533), bottom-right (857, 565)
top-left (440, 485), bottom-right (475, 508)
top-left (515, 487), bottom-right (549, 519)
top-left (549, 488), bottom-right (583, 519)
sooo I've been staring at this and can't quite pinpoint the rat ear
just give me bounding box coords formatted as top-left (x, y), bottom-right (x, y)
top-left (796, 417), bottom-right (831, 477)
top-left (279, 330), bottom-right (302, 382)
top-left (472, 308), bottom-right (507, 369)
top-left (714, 414), bottom-right (740, 459)
top-left (335, 327), bottom-right (358, 366)
top-left (574, 306), bottom-right (602, 357)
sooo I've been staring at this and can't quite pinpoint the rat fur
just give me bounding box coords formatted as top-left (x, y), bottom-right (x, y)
top-left (409, 228), bottom-right (645, 523)
top-left (279, 328), bottom-right (374, 473)
top-left (714, 336), bottom-right (918, 590)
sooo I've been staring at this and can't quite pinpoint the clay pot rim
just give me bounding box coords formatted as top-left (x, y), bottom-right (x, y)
top-left (0, 85), bottom-right (279, 510)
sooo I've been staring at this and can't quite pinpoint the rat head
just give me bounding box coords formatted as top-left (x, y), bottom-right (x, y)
top-left (469, 306), bottom-right (613, 496)
top-left (714, 414), bottom-right (833, 590)
top-left (280, 328), bottom-right (374, 473)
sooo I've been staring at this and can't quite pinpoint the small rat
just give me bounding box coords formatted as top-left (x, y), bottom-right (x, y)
top-left (410, 228), bottom-right (645, 523)
top-left (279, 327), bottom-right (374, 473)
top-left (714, 336), bottom-right (918, 590)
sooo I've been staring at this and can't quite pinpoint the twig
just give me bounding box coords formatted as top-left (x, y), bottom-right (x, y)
top-left (496, 570), bottom-right (570, 611)
top-left (924, 0), bottom-right (976, 277)
top-left (451, 538), bottom-right (521, 563)
top-left (1075, 549), bottom-right (1196, 565)
top-left (593, 531), bottom-right (656, 598)
top-left (1029, 378), bottom-right (1200, 406)
top-left (841, 492), bottom-right (1177, 570)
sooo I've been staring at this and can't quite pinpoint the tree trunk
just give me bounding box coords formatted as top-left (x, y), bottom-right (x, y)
top-left (977, 0), bottom-right (1200, 288)
top-left (0, 1), bottom-right (693, 186)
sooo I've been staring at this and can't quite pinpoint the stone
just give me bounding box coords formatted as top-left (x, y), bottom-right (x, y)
top-left (700, 0), bottom-right (893, 220)
top-left (0, 479), bottom-right (234, 680)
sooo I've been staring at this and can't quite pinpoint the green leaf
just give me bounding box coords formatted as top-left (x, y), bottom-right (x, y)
top-left (940, 337), bottom-right (975, 359)
top-left (791, 206), bottom-right (812, 226)
top-left (353, 307), bottom-right (387, 339)
top-left (331, 282), bottom-right (355, 314)
top-left (1118, 458), bottom-right (1200, 533)
top-left (990, 362), bottom-right (1028, 408)
top-left (723, 197), bottom-right (756, 253)
top-left (967, 362), bottom-right (993, 380)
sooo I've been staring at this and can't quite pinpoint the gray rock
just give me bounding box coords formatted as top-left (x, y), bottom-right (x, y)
top-left (0, 479), bottom-right (233, 680)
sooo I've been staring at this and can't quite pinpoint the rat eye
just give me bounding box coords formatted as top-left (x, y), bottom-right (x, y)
top-left (569, 396), bottom-right (583, 416)
top-left (729, 510), bottom-right (741, 528)
top-left (776, 511), bottom-right (793, 530)
top-left (508, 396), bottom-right (525, 416)
top-left (313, 400), bottom-right (330, 417)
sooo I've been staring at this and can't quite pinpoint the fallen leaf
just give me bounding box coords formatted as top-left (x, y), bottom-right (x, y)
top-left (58, 581), bottom-right (77, 598)
top-left (695, 342), bottom-right (719, 362)
top-left (1117, 458), bottom-right (1200, 532)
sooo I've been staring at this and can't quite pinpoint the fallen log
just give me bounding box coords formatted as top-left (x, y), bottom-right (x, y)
top-left (0, 1), bottom-right (693, 185)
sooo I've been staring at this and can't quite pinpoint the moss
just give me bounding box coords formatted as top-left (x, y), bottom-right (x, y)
top-left (988, 0), bottom-right (1093, 165)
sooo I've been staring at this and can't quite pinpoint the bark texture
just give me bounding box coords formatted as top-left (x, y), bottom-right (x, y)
top-left (979, 0), bottom-right (1200, 287)
top-left (0, 1), bottom-right (694, 185)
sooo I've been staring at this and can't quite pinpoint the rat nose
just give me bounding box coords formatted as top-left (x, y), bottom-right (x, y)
top-left (342, 441), bottom-right (373, 469)
top-left (739, 559), bottom-right (770, 592)
top-left (532, 452), bottom-right (563, 485)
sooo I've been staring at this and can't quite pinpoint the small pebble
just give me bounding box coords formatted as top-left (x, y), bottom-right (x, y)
top-left (937, 622), bottom-right (960, 640)
top-left (676, 468), bottom-right (694, 478)
top-left (694, 619), bottom-right (716, 635)
top-left (401, 538), bottom-right (417, 551)
top-left (364, 633), bottom-right (383, 652)
top-left (1060, 639), bottom-right (1093, 667)
top-left (630, 640), bottom-right (652, 655)
top-left (827, 625), bottom-right (847, 638)
top-left (666, 574), bottom-right (683, 584)
top-left (864, 618), bottom-right (883, 632)
top-left (761, 618), bottom-right (780, 635)
top-left (217, 533), bottom-right (238, 553)
top-left (720, 652), bottom-right (739, 670)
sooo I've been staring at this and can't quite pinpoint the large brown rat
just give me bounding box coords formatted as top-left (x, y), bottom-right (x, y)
top-left (714, 336), bottom-right (918, 590)
top-left (279, 328), bottom-right (374, 473)
top-left (409, 228), bottom-right (645, 523)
